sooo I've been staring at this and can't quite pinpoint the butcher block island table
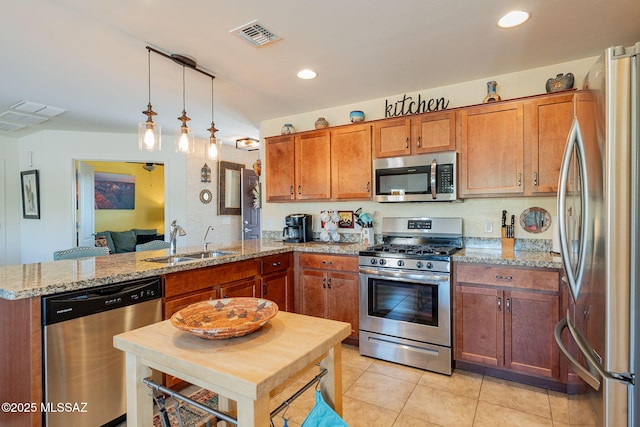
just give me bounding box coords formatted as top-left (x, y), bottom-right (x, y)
top-left (114, 311), bottom-right (351, 427)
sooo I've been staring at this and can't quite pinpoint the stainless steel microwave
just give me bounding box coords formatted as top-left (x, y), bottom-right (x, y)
top-left (373, 152), bottom-right (458, 202)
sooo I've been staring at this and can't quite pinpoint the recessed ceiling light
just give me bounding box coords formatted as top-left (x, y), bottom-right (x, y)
top-left (297, 69), bottom-right (317, 80)
top-left (497, 10), bottom-right (530, 28)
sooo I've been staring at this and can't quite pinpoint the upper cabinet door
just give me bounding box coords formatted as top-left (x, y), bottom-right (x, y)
top-left (331, 124), bottom-right (372, 200)
top-left (526, 93), bottom-right (574, 195)
top-left (373, 118), bottom-right (411, 158)
top-left (459, 101), bottom-right (524, 196)
top-left (294, 130), bottom-right (331, 200)
top-left (265, 135), bottom-right (295, 202)
top-left (411, 110), bottom-right (456, 154)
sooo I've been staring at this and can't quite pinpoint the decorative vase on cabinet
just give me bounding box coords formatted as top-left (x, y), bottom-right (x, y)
top-left (281, 124), bottom-right (295, 135)
top-left (314, 117), bottom-right (329, 129)
top-left (483, 81), bottom-right (501, 103)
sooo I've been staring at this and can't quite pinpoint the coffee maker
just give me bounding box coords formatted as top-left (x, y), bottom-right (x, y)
top-left (283, 214), bottom-right (313, 243)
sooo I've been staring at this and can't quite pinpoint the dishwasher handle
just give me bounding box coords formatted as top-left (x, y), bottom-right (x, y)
top-left (43, 277), bottom-right (162, 325)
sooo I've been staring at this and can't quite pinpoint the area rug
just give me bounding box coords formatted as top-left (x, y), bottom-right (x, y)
top-left (152, 389), bottom-right (219, 427)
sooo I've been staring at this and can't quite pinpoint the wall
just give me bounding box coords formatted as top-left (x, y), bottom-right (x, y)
top-left (260, 56), bottom-right (597, 242)
top-left (185, 143), bottom-right (259, 248)
top-left (0, 135), bottom-right (21, 265)
top-left (86, 161), bottom-right (165, 233)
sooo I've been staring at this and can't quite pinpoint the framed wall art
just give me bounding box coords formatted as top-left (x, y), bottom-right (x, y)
top-left (338, 210), bottom-right (354, 228)
top-left (21, 169), bottom-right (41, 219)
top-left (94, 172), bottom-right (135, 209)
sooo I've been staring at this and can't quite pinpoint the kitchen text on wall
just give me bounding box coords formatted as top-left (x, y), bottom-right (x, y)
top-left (384, 94), bottom-right (449, 117)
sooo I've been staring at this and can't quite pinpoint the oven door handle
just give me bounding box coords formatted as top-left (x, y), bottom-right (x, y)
top-left (359, 268), bottom-right (449, 283)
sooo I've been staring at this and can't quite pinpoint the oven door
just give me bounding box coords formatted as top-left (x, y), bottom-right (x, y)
top-left (359, 267), bottom-right (451, 347)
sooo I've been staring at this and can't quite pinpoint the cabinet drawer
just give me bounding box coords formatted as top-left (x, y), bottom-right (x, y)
top-left (164, 259), bottom-right (260, 298)
top-left (261, 253), bottom-right (291, 275)
top-left (298, 253), bottom-right (358, 272)
top-left (455, 264), bottom-right (559, 292)
top-left (164, 288), bottom-right (216, 319)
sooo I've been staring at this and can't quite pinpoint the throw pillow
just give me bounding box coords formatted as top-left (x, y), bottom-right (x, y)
top-left (94, 236), bottom-right (111, 254)
top-left (110, 230), bottom-right (137, 253)
top-left (95, 231), bottom-right (115, 254)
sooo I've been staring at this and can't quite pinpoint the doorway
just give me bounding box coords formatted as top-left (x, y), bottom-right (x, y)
top-left (74, 160), bottom-right (165, 245)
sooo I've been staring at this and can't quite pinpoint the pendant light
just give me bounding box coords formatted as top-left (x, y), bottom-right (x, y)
top-left (206, 76), bottom-right (219, 160)
top-left (138, 48), bottom-right (161, 151)
top-left (175, 64), bottom-right (195, 153)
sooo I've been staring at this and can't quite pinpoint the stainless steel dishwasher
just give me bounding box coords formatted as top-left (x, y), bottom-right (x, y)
top-left (42, 277), bottom-right (162, 427)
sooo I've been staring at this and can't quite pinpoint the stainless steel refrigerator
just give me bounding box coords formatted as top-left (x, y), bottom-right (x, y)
top-left (554, 42), bottom-right (639, 426)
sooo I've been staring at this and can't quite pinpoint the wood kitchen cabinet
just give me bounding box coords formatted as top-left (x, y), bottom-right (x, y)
top-left (265, 125), bottom-right (372, 201)
top-left (524, 92), bottom-right (575, 195)
top-left (459, 91), bottom-right (574, 198)
top-left (261, 253), bottom-right (293, 312)
top-left (264, 130), bottom-right (331, 201)
top-left (373, 110), bottom-right (456, 158)
top-left (295, 253), bottom-right (359, 341)
top-left (454, 263), bottom-right (562, 384)
top-left (459, 100), bottom-right (525, 196)
top-left (331, 124), bottom-right (372, 199)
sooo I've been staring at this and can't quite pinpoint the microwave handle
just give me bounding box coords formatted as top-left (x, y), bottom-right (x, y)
top-left (430, 158), bottom-right (437, 199)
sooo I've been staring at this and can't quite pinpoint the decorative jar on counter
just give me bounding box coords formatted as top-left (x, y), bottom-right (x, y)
top-left (281, 123), bottom-right (295, 135)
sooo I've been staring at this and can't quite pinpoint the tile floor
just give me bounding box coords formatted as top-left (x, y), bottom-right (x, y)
top-left (267, 344), bottom-right (599, 427)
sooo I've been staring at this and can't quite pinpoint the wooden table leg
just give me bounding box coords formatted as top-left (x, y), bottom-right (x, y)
top-left (235, 394), bottom-right (270, 427)
top-left (123, 352), bottom-right (153, 426)
top-left (319, 343), bottom-right (343, 415)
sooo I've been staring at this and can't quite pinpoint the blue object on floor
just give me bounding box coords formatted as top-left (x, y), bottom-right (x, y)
top-left (300, 390), bottom-right (349, 427)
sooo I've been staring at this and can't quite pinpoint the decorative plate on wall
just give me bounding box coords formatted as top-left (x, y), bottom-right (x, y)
top-left (519, 207), bottom-right (551, 234)
top-left (170, 298), bottom-right (278, 340)
top-left (199, 189), bottom-right (212, 204)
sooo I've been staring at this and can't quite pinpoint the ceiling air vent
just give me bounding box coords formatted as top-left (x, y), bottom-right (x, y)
top-left (230, 20), bottom-right (281, 48)
top-left (0, 111), bottom-right (48, 125)
top-left (0, 121), bottom-right (26, 132)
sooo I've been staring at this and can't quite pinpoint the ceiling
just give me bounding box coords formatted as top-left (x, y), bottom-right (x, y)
top-left (1, 0), bottom-right (639, 143)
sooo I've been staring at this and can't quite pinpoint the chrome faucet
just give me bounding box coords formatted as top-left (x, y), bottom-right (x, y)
top-left (169, 220), bottom-right (186, 255)
top-left (203, 225), bottom-right (214, 251)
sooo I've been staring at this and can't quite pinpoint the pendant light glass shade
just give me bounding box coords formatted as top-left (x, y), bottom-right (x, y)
top-left (206, 77), bottom-right (219, 160)
top-left (175, 65), bottom-right (194, 153)
top-left (138, 49), bottom-right (161, 151)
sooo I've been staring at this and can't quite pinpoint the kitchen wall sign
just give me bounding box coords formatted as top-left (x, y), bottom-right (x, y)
top-left (384, 93), bottom-right (449, 118)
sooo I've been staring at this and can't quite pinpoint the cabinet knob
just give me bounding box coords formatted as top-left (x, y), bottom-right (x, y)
top-left (496, 275), bottom-right (513, 281)
top-left (533, 172), bottom-right (538, 186)
top-left (272, 261), bottom-right (281, 267)
top-left (297, 185), bottom-right (301, 195)
top-left (327, 278), bottom-right (331, 289)
top-left (517, 173), bottom-right (522, 187)
top-left (497, 297), bottom-right (502, 312)
top-left (417, 136), bottom-right (421, 148)
top-left (322, 278), bottom-right (327, 288)
top-left (322, 261), bottom-right (333, 265)
top-left (366, 181), bottom-right (370, 193)
top-left (506, 298), bottom-right (511, 313)
top-left (289, 185), bottom-right (294, 195)
top-left (405, 137), bottom-right (409, 149)
top-left (262, 283), bottom-right (268, 295)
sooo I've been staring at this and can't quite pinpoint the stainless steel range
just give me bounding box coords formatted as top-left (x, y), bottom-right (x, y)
top-left (359, 217), bottom-right (462, 375)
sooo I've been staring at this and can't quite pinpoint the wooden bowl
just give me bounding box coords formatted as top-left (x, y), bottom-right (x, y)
top-left (170, 298), bottom-right (278, 340)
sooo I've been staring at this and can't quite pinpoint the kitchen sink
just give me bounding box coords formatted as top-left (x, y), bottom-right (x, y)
top-left (144, 250), bottom-right (237, 264)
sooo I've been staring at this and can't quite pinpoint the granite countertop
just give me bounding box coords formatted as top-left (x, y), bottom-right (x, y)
top-left (0, 239), bottom-right (364, 300)
top-left (453, 248), bottom-right (563, 269)
top-left (0, 239), bottom-right (562, 300)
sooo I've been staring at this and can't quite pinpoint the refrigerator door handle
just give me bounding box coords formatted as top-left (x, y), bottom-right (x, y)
top-left (555, 317), bottom-right (635, 389)
top-left (557, 118), bottom-right (589, 301)
top-left (554, 317), bottom-right (601, 390)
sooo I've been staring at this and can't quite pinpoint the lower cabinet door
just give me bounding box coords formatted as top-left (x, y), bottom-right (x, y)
top-left (300, 269), bottom-right (327, 318)
top-left (261, 270), bottom-right (292, 312)
top-left (218, 278), bottom-right (258, 299)
top-left (455, 285), bottom-right (503, 366)
top-left (327, 271), bottom-right (359, 339)
top-left (504, 290), bottom-right (560, 379)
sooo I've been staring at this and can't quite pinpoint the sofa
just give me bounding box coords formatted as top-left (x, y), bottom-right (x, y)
top-left (95, 228), bottom-right (165, 254)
